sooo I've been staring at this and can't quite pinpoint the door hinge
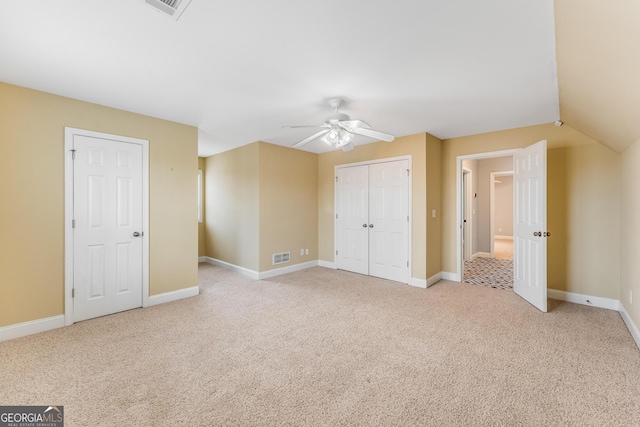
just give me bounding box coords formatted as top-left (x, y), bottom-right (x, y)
top-left (336, 213), bottom-right (338, 219)
top-left (72, 219), bottom-right (76, 228)
top-left (336, 250), bottom-right (338, 255)
top-left (71, 149), bottom-right (76, 160)
top-left (335, 176), bottom-right (338, 183)
top-left (407, 169), bottom-right (410, 176)
top-left (72, 288), bottom-right (75, 298)
top-left (407, 215), bottom-right (409, 222)
top-left (407, 261), bottom-right (409, 267)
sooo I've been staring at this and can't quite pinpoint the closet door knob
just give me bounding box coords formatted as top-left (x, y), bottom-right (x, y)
top-left (363, 224), bottom-right (368, 228)
top-left (369, 224), bottom-right (374, 228)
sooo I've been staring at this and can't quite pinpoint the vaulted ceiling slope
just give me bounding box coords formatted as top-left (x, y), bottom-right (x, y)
top-left (555, 0), bottom-right (640, 154)
top-left (0, 1), bottom-right (563, 156)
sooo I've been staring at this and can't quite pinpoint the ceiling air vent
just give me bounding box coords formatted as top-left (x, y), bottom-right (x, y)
top-left (144, 0), bottom-right (193, 20)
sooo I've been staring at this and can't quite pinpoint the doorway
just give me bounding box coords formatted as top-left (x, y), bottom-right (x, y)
top-left (64, 128), bottom-right (150, 325)
top-left (456, 141), bottom-right (548, 312)
top-left (461, 156), bottom-right (514, 290)
top-left (490, 171), bottom-right (514, 260)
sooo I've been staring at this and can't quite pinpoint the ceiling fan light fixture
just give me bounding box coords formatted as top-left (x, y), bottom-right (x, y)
top-left (341, 142), bottom-right (354, 152)
top-left (322, 127), bottom-right (354, 148)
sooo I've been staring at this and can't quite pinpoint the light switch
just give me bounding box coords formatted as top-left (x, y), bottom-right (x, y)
top-left (432, 209), bottom-right (436, 218)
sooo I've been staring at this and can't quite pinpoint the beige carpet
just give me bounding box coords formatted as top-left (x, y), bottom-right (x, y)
top-left (1, 264), bottom-right (640, 426)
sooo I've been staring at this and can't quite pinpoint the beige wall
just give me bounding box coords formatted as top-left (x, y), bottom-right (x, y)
top-left (205, 143), bottom-right (260, 271)
top-left (555, 0), bottom-right (640, 154)
top-left (0, 83), bottom-right (198, 328)
top-left (426, 135), bottom-right (442, 278)
top-left (620, 139), bottom-right (640, 330)
top-left (204, 141), bottom-right (318, 273)
top-left (477, 157), bottom-right (513, 252)
top-left (258, 142), bottom-right (318, 272)
top-left (318, 133), bottom-right (439, 281)
top-left (442, 123), bottom-right (621, 299)
top-left (198, 157), bottom-right (206, 257)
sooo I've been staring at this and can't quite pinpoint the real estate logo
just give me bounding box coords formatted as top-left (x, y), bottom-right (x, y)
top-left (0, 406), bottom-right (64, 427)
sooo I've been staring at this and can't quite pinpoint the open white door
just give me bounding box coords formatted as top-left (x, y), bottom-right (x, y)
top-left (514, 140), bottom-right (547, 312)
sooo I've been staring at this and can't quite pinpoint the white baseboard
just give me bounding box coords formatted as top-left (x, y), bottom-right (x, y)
top-left (201, 257), bottom-right (260, 280)
top-left (619, 303), bottom-right (640, 351)
top-left (441, 271), bottom-right (459, 282)
top-left (318, 260), bottom-right (336, 269)
top-left (0, 315), bottom-right (65, 343)
top-left (147, 286), bottom-right (200, 307)
top-left (547, 289), bottom-right (620, 311)
top-left (198, 256), bottom-right (207, 263)
top-left (427, 272), bottom-right (442, 288)
top-left (472, 252), bottom-right (491, 259)
top-left (409, 277), bottom-right (427, 289)
top-left (202, 257), bottom-right (320, 280)
top-left (259, 261), bottom-right (318, 280)
top-left (495, 235), bottom-right (513, 240)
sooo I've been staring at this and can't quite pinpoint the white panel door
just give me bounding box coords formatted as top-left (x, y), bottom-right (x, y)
top-left (336, 165), bottom-right (369, 275)
top-left (369, 160), bottom-right (409, 283)
top-left (335, 160), bottom-right (410, 283)
top-left (73, 135), bottom-right (144, 322)
top-left (514, 140), bottom-right (547, 312)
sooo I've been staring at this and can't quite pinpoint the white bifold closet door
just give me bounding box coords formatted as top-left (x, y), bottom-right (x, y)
top-left (336, 159), bottom-right (409, 283)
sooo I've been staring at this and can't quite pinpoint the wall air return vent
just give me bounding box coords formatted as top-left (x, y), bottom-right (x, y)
top-left (272, 252), bottom-right (291, 266)
top-left (144, 0), bottom-right (193, 20)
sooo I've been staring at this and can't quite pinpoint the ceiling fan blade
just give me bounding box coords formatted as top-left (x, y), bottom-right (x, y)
top-left (341, 119), bottom-right (371, 129)
top-left (283, 125), bottom-right (326, 129)
top-left (350, 127), bottom-right (395, 142)
top-left (292, 129), bottom-right (330, 148)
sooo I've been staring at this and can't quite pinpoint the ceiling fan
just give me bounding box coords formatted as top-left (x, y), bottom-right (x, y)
top-left (286, 99), bottom-right (395, 152)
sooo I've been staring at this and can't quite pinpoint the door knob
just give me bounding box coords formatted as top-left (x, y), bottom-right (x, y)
top-left (533, 231), bottom-right (541, 237)
top-left (133, 232), bottom-right (141, 237)
top-left (363, 224), bottom-right (368, 228)
top-left (369, 224), bottom-right (374, 228)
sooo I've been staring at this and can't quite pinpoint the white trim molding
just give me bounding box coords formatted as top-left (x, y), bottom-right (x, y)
top-left (259, 261), bottom-right (318, 280)
top-left (409, 278), bottom-right (427, 289)
top-left (0, 315), bottom-right (65, 343)
top-left (495, 235), bottom-right (513, 240)
top-left (619, 304), bottom-right (640, 350)
top-left (198, 256), bottom-right (207, 263)
top-left (201, 257), bottom-right (260, 280)
top-left (318, 260), bottom-right (337, 269)
top-left (147, 286), bottom-right (200, 307)
top-left (547, 289), bottom-right (620, 311)
top-left (441, 272), bottom-right (459, 282)
top-left (201, 257), bottom-right (320, 280)
top-left (427, 272), bottom-right (443, 288)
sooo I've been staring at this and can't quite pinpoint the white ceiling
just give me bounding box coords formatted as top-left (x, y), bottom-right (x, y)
top-left (0, 0), bottom-right (560, 156)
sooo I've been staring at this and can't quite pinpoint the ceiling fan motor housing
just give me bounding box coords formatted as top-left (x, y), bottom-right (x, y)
top-left (326, 113), bottom-right (350, 123)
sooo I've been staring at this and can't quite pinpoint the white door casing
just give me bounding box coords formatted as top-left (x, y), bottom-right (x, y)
top-left (335, 158), bottom-right (410, 283)
top-left (64, 128), bottom-right (149, 325)
top-left (513, 140), bottom-right (547, 312)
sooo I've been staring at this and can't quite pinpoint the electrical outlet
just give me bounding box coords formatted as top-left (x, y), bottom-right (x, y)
top-left (305, 248), bottom-right (309, 255)
top-left (300, 249), bottom-right (304, 256)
